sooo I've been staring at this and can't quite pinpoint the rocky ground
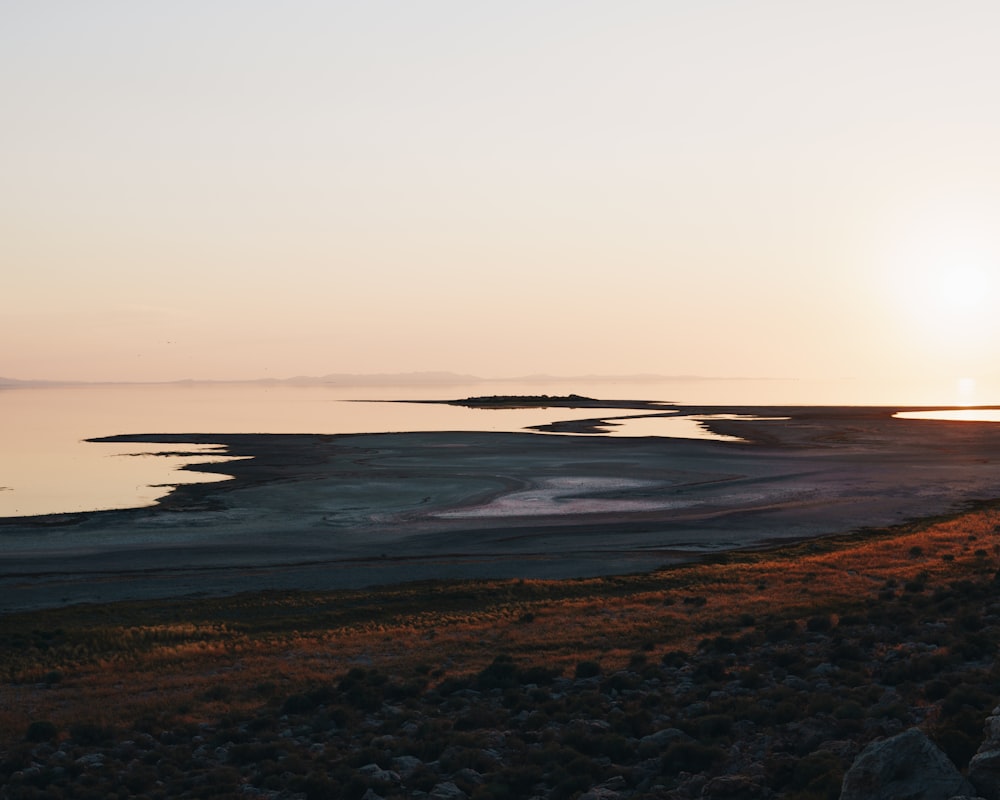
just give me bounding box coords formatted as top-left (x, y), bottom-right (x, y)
top-left (4, 559), bottom-right (1000, 800)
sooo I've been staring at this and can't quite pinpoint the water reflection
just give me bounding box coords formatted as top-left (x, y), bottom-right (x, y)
top-left (1, 384), bottom-right (691, 517)
top-left (6, 378), bottom-right (992, 519)
top-left (597, 413), bottom-right (787, 441)
top-left (894, 409), bottom-right (1000, 423)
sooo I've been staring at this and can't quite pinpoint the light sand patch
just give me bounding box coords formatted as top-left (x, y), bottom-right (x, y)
top-left (435, 477), bottom-right (699, 518)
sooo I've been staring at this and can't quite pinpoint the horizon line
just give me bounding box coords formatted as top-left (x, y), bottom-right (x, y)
top-left (0, 371), bottom-right (785, 387)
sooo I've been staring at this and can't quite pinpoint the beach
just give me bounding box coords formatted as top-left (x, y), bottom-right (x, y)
top-left (2, 404), bottom-right (1000, 612)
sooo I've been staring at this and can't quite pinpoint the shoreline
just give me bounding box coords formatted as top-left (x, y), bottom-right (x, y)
top-left (3, 405), bottom-right (1000, 612)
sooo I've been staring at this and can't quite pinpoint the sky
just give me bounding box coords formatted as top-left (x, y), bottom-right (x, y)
top-left (4, 2), bottom-right (1000, 399)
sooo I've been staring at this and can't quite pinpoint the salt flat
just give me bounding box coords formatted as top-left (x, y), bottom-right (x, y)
top-left (2, 405), bottom-right (1000, 611)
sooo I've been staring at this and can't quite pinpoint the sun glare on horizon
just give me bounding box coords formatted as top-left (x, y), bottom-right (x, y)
top-left (880, 205), bottom-right (1000, 366)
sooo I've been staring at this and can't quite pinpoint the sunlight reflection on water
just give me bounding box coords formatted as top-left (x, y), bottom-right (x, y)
top-left (894, 409), bottom-right (1000, 423)
top-left (600, 413), bottom-right (788, 440)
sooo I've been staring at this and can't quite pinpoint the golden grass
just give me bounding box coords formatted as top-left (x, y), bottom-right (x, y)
top-left (2, 502), bottom-right (999, 743)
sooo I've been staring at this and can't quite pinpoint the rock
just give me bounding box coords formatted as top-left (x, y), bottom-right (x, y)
top-left (840, 728), bottom-right (974, 800)
top-left (970, 748), bottom-right (1000, 800)
top-left (392, 755), bottom-right (424, 777)
top-left (969, 706), bottom-right (1000, 800)
top-left (358, 763), bottom-right (399, 783)
top-left (701, 774), bottom-right (763, 799)
top-left (453, 767), bottom-right (485, 785)
top-left (579, 776), bottom-right (629, 799)
top-left (429, 782), bottom-right (468, 800)
top-left (641, 728), bottom-right (688, 747)
top-left (578, 788), bottom-right (622, 800)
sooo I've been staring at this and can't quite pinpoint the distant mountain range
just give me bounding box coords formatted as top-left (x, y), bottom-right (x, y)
top-left (0, 371), bottom-right (759, 387)
top-left (0, 376), bottom-right (70, 387)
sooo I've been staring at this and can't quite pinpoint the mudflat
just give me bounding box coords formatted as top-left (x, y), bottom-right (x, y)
top-left (2, 405), bottom-right (1000, 611)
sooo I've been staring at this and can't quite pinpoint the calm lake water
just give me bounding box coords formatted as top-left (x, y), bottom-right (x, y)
top-left (2, 376), bottom-right (997, 518)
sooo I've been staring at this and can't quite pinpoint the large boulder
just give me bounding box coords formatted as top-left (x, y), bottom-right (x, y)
top-left (840, 728), bottom-right (974, 800)
top-left (969, 706), bottom-right (1000, 800)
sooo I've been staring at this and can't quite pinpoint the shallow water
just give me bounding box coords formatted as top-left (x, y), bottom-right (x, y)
top-left (894, 409), bottom-right (1000, 423)
top-left (2, 377), bottom-right (998, 518)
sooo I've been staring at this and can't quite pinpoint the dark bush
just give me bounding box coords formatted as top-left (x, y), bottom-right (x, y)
top-left (281, 693), bottom-right (314, 714)
top-left (693, 658), bottom-right (727, 682)
top-left (519, 664), bottom-right (563, 685)
top-left (766, 621), bottom-right (798, 642)
top-left (25, 720), bottom-right (58, 742)
top-left (454, 707), bottom-right (505, 731)
top-left (385, 678), bottom-right (426, 701)
top-left (773, 701), bottom-right (799, 724)
top-left (807, 693), bottom-right (837, 715)
top-left (574, 660), bottom-right (601, 679)
top-left (694, 714), bottom-right (734, 739)
top-left (477, 655), bottom-right (520, 691)
top-left (68, 721), bottom-right (114, 746)
top-left (806, 615), bottom-right (832, 632)
top-left (789, 751), bottom-right (844, 800)
top-left (706, 635), bottom-right (737, 653)
top-left (339, 669), bottom-right (387, 711)
top-left (603, 672), bottom-right (640, 692)
top-left (661, 740), bottom-right (725, 774)
top-left (959, 612), bottom-right (984, 631)
top-left (436, 676), bottom-right (472, 696)
top-left (833, 701), bottom-right (865, 720)
top-left (832, 640), bottom-right (865, 660)
top-left (933, 709), bottom-right (986, 769)
top-left (661, 650), bottom-right (687, 668)
top-left (739, 667), bottom-right (764, 690)
top-left (942, 683), bottom-right (993, 715)
top-left (925, 679), bottom-right (951, 701)
top-left (228, 742), bottom-right (284, 766)
top-left (202, 684), bottom-right (232, 702)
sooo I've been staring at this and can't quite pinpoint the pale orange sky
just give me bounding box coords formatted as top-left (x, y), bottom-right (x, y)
top-left (4, 2), bottom-right (1000, 401)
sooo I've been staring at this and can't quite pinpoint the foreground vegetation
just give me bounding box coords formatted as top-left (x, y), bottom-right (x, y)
top-left (3, 502), bottom-right (1000, 799)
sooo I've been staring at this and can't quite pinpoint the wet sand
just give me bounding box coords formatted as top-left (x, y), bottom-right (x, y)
top-left (2, 405), bottom-right (1000, 611)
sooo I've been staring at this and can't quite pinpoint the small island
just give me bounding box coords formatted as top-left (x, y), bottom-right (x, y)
top-left (450, 393), bottom-right (595, 408)
top-left (424, 394), bottom-right (676, 411)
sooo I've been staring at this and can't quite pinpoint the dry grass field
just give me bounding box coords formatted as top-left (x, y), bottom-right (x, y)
top-left (4, 502), bottom-right (999, 749)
